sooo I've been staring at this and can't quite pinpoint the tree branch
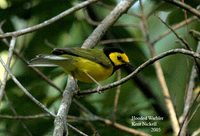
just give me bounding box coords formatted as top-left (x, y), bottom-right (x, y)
top-left (124, 64), bottom-right (168, 117)
top-left (0, 57), bottom-right (56, 117)
top-left (152, 16), bottom-right (197, 45)
top-left (68, 103), bottom-right (150, 136)
top-left (178, 92), bottom-right (200, 136)
top-left (53, 76), bottom-right (77, 136)
top-left (4, 94), bottom-right (33, 136)
top-left (82, 0), bottom-right (135, 49)
top-left (0, 37), bottom-right (16, 104)
top-left (179, 42), bottom-right (200, 136)
top-left (112, 70), bottom-right (121, 121)
top-left (0, 0), bottom-right (99, 39)
top-left (97, 117), bottom-right (150, 136)
top-left (190, 29), bottom-right (200, 40)
top-left (84, 9), bottom-right (139, 28)
top-left (100, 38), bottom-right (144, 44)
top-left (78, 48), bottom-right (200, 95)
top-left (0, 27), bottom-right (63, 93)
top-left (157, 16), bottom-right (200, 72)
top-left (139, 1), bottom-right (179, 134)
top-left (192, 128), bottom-right (200, 136)
top-left (53, 0), bottom-right (136, 135)
top-left (0, 114), bottom-right (50, 120)
top-left (163, 0), bottom-right (200, 18)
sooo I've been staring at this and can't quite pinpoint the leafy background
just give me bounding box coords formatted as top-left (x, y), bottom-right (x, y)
top-left (0, 0), bottom-right (200, 136)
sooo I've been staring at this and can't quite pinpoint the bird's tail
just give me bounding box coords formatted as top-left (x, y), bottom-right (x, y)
top-left (29, 55), bottom-right (68, 67)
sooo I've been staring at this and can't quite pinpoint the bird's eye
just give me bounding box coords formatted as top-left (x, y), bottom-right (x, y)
top-left (117, 55), bottom-right (122, 60)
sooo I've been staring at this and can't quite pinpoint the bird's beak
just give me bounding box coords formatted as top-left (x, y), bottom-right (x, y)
top-left (125, 62), bottom-right (133, 67)
top-left (124, 63), bottom-right (135, 72)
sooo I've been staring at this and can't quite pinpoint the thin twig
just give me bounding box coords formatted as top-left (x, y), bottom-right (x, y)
top-left (157, 16), bottom-right (191, 50)
top-left (192, 128), bottom-right (200, 136)
top-left (1, 29), bottom-right (93, 136)
top-left (85, 122), bottom-right (100, 136)
top-left (53, 0), bottom-right (136, 135)
top-left (36, 32), bottom-right (144, 46)
top-left (82, 0), bottom-right (135, 49)
top-left (112, 70), bottom-right (121, 122)
top-left (97, 116), bottom-right (150, 136)
top-left (163, 0), bottom-right (200, 18)
top-left (187, 94), bottom-right (200, 125)
top-left (4, 94), bottom-right (33, 136)
top-left (0, 114), bottom-right (51, 120)
top-left (53, 76), bottom-right (77, 136)
top-left (0, 113), bottom-right (88, 136)
top-left (190, 29), bottom-right (200, 40)
top-left (0, 29), bottom-right (110, 136)
top-left (179, 42), bottom-right (200, 136)
top-left (67, 123), bottom-right (88, 136)
top-left (0, 29), bottom-right (62, 93)
top-left (97, 1), bottom-right (141, 18)
top-left (0, 37), bottom-right (16, 104)
top-left (84, 9), bottom-right (139, 28)
top-left (72, 99), bottom-right (101, 135)
top-left (78, 48), bottom-right (200, 95)
top-left (152, 16), bottom-right (197, 45)
top-left (139, 0), bottom-right (179, 134)
top-left (146, 1), bottom-right (165, 18)
top-left (124, 64), bottom-right (168, 117)
top-left (100, 38), bottom-right (144, 45)
top-left (157, 16), bottom-right (200, 73)
top-left (0, 57), bottom-right (56, 117)
top-left (101, 30), bottom-right (161, 117)
top-left (66, 114), bottom-right (149, 136)
top-left (73, 99), bottom-right (94, 116)
top-left (178, 92), bottom-right (200, 136)
top-left (67, 108), bottom-right (150, 136)
top-left (180, 0), bottom-right (189, 37)
top-left (0, 0), bottom-right (99, 39)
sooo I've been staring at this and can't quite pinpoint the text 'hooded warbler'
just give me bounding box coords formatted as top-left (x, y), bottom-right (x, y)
top-left (29, 47), bottom-right (130, 83)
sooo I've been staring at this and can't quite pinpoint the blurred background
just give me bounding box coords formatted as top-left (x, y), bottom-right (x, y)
top-left (0, 0), bottom-right (200, 135)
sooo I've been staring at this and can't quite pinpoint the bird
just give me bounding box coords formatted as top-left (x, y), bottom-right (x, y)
top-left (29, 47), bottom-right (130, 83)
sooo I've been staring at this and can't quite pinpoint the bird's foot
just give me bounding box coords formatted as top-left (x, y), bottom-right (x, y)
top-left (96, 85), bottom-right (102, 94)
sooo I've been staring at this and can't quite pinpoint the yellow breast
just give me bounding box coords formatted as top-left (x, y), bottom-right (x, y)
top-left (71, 57), bottom-right (113, 83)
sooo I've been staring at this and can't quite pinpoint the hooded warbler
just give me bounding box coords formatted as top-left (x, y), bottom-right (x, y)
top-left (29, 47), bottom-right (130, 83)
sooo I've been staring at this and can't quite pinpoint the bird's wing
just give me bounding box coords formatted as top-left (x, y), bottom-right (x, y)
top-left (52, 47), bottom-right (112, 67)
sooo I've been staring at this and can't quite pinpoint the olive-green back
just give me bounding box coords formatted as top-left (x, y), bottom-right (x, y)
top-left (52, 47), bottom-right (112, 68)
